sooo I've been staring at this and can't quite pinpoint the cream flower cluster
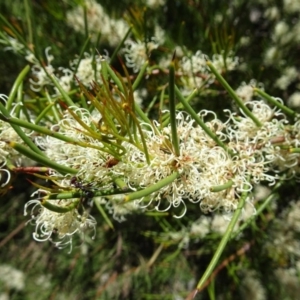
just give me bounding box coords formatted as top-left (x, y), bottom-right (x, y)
top-left (26, 47), bottom-right (58, 92)
top-left (263, 198), bottom-right (300, 297)
top-left (25, 47), bottom-right (105, 94)
top-left (25, 196), bottom-right (96, 251)
top-left (0, 264), bottom-right (25, 291)
top-left (32, 97), bottom-right (298, 225)
top-left (0, 94), bottom-right (30, 189)
top-left (23, 81), bottom-right (300, 249)
top-left (66, 0), bottom-right (129, 46)
top-left (124, 39), bottom-right (159, 73)
top-left (179, 50), bottom-right (239, 95)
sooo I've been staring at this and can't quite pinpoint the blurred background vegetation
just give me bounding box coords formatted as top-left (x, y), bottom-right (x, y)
top-left (0, 0), bottom-right (300, 299)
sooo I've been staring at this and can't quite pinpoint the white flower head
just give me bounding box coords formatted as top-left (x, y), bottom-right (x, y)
top-left (264, 6), bottom-right (280, 20)
top-left (288, 92), bottom-right (300, 108)
top-left (284, 0), bottom-right (300, 14)
top-left (28, 47), bottom-right (55, 92)
top-left (66, 0), bottom-right (129, 46)
top-left (25, 197), bottom-right (96, 251)
top-left (190, 216), bottom-right (210, 238)
top-left (180, 50), bottom-right (207, 75)
top-left (0, 34), bottom-right (25, 54)
top-left (54, 67), bottom-right (74, 95)
top-left (264, 46), bottom-right (279, 66)
top-left (235, 80), bottom-right (262, 103)
top-left (0, 265), bottom-right (25, 291)
top-left (124, 39), bottom-right (158, 73)
top-left (211, 51), bottom-right (239, 73)
top-left (275, 66), bottom-right (298, 90)
top-left (70, 52), bottom-right (104, 86)
top-left (273, 21), bottom-right (293, 45)
top-left (144, 0), bottom-right (166, 9)
top-left (240, 270), bottom-right (266, 300)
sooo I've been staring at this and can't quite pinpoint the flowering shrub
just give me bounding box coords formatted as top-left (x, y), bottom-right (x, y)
top-left (1, 1), bottom-right (300, 299)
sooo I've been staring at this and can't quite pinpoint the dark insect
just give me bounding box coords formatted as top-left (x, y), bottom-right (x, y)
top-left (70, 176), bottom-right (95, 202)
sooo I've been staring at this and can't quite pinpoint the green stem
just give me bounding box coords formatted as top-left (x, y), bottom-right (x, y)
top-left (132, 61), bottom-right (149, 91)
top-left (24, 90), bottom-right (77, 104)
top-left (207, 61), bottom-right (262, 127)
top-left (8, 142), bottom-right (78, 175)
top-left (0, 101), bottom-right (45, 156)
top-left (83, 5), bottom-right (89, 40)
top-left (210, 180), bottom-right (233, 192)
top-left (109, 25), bottom-right (132, 64)
top-left (125, 172), bottom-right (179, 201)
top-left (49, 75), bottom-right (75, 107)
top-left (159, 88), bottom-right (166, 124)
top-left (41, 198), bottom-right (80, 213)
top-left (145, 95), bottom-right (158, 116)
top-left (35, 102), bottom-right (56, 125)
top-left (254, 88), bottom-right (297, 118)
top-left (94, 198), bottom-right (114, 229)
top-left (100, 57), bottom-right (108, 82)
top-left (196, 187), bottom-right (248, 290)
top-left (126, 109), bottom-right (151, 164)
top-left (24, 0), bottom-right (33, 45)
top-left (289, 148), bottom-right (300, 153)
top-left (73, 35), bottom-right (91, 75)
top-left (134, 102), bottom-right (152, 125)
top-left (162, 88), bottom-right (198, 127)
top-left (169, 60), bottom-right (180, 156)
top-left (231, 192), bottom-right (279, 240)
top-left (0, 114), bottom-right (122, 158)
top-left (175, 85), bottom-right (234, 156)
top-left (106, 63), bottom-right (124, 93)
top-left (47, 188), bottom-right (125, 200)
top-left (45, 90), bottom-right (60, 123)
top-left (113, 178), bottom-right (128, 190)
top-left (17, 82), bottom-right (24, 108)
top-left (6, 65), bottom-right (30, 110)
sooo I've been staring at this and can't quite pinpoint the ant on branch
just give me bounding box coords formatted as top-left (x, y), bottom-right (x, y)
top-left (70, 176), bottom-right (95, 203)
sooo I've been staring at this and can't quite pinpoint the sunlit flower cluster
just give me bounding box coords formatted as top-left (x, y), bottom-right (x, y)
top-left (2, 0), bottom-right (300, 297)
top-left (28, 94), bottom-right (300, 239)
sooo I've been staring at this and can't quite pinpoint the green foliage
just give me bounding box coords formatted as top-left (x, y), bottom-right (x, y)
top-left (1, 1), bottom-right (300, 300)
